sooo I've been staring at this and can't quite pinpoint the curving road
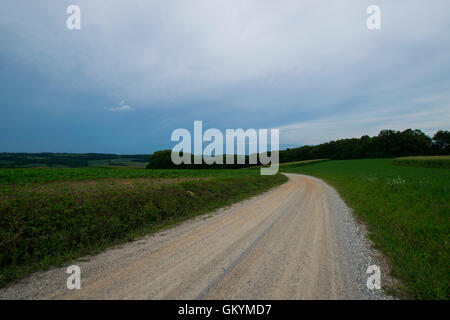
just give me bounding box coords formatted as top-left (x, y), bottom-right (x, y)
top-left (0, 174), bottom-right (389, 299)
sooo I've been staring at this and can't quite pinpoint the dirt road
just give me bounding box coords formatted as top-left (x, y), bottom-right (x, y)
top-left (0, 174), bottom-right (389, 299)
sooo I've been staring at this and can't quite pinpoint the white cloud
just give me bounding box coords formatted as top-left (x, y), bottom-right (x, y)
top-left (105, 100), bottom-right (134, 112)
top-left (105, 105), bottom-right (134, 112)
top-left (280, 102), bottom-right (450, 146)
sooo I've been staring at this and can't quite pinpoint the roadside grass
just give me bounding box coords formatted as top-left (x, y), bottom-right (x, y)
top-left (281, 159), bottom-right (449, 300)
top-left (0, 168), bottom-right (287, 288)
top-left (393, 155), bottom-right (450, 169)
top-left (0, 167), bottom-right (253, 185)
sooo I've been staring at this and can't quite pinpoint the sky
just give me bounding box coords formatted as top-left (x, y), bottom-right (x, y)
top-left (0, 0), bottom-right (449, 154)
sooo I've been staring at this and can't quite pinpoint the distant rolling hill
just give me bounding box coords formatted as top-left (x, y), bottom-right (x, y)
top-left (0, 153), bottom-right (149, 168)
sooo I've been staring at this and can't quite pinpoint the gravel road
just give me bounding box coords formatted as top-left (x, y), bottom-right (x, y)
top-left (0, 174), bottom-right (391, 299)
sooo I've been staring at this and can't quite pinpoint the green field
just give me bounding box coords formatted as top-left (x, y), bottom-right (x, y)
top-left (0, 167), bottom-right (287, 287)
top-left (0, 167), bottom-right (257, 185)
top-left (281, 159), bottom-right (449, 299)
top-left (393, 156), bottom-right (450, 169)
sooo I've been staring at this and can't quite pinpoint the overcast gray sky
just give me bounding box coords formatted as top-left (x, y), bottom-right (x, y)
top-left (1, 0), bottom-right (449, 153)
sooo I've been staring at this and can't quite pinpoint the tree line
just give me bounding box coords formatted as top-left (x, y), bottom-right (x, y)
top-left (146, 129), bottom-right (450, 169)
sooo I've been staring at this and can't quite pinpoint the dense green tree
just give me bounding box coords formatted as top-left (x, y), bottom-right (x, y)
top-left (432, 130), bottom-right (450, 154)
top-left (146, 150), bottom-right (177, 169)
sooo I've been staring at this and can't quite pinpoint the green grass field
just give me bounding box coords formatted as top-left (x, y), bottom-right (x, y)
top-left (0, 167), bottom-right (255, 185)
top-left (0, 167), bottom-right (287, 287)
top-left (393, 155), bottom-right (450, 169)
top-left (281, 159), bottom-right (449, 299)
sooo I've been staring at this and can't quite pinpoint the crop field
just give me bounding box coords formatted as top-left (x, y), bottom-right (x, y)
top-left (0, 167), bottom-right (257, 185)
top-left (281, 159), bottom-right (449, 299)
top-left (0, 167), bottom-right (287, 287)
top-left (393, 156), bottom-right (450, 169)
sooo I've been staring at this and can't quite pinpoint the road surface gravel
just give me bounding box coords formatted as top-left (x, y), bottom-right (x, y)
top-left (0, 174), bottom-right (391, 299)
